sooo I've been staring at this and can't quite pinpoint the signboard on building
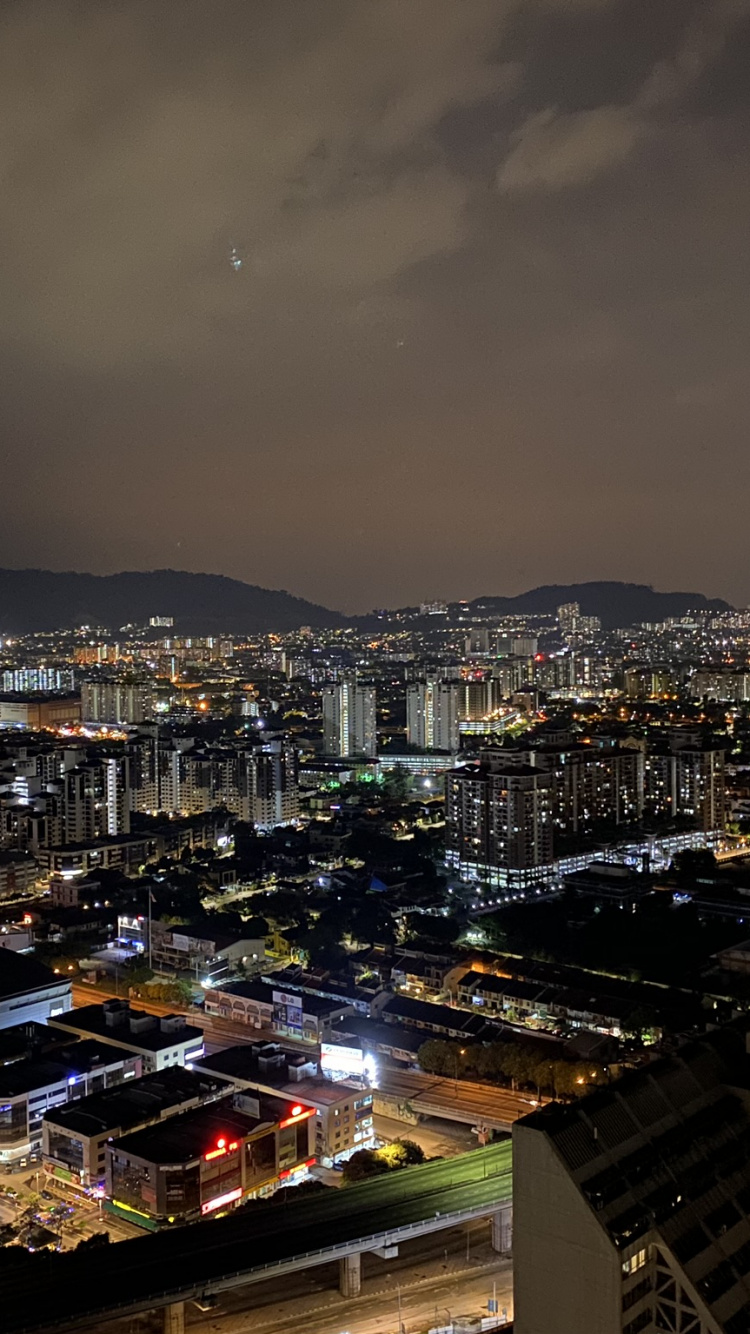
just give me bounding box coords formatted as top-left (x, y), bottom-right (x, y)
top-left (320, 1041), bottom-right (365, 1079)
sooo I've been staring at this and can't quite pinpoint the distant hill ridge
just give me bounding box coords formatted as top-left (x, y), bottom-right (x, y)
top-left (0, 568), bottom-right (347, 635)
top-left (0, 570), bottom-right (732, 635)
top-left (469, 581), bottom-right (731, 628)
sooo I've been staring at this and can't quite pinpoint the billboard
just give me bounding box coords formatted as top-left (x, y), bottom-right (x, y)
top-left (320, 1042), bottom-right (365, 1078)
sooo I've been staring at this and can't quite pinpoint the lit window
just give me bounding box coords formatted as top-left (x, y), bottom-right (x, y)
top-left (622, 1248), bottom-right (648, 1276)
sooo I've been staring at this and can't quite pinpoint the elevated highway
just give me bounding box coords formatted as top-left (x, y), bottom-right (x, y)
top-left (4, 1143), bottom-right (512, 1334)
top-left (376, 1068), bottom-right (531, 1132)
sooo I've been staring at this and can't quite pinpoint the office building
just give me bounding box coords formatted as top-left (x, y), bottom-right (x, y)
top-left (43, 1066), bottom-right (229, 1190)
top-left (445, 759), bottom-right (554, 888)
top-left (105, 1092), bottom-right (315, 1229)
top-left (196, 1043), bottom-right (375, 1166)
top-left (0, 952), bottom-right (72, 1030)
top-left (47, 999), bottom-right (204, 1073)
top-left (513, 1028), bottom-right (750, 1334)
top-left (406, 679), bottom-right (459, 752)
top-left (0, 1037), bottom-right (142, 1169)
top-left (322, 676), bottom-right (376, 758)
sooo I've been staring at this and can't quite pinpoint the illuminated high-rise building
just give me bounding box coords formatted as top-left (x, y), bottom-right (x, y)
top-left (406, 679), bottom-right (459, 752)
top-left (322, 676), bottom-right (376, 758)
top-left (446, 758), bottom-right (554, 888)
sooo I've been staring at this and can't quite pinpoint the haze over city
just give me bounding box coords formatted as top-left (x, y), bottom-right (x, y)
top-left (4, 6), bottom-right (750, 1334)
top-left (2, 0), bottom-right (750, 610)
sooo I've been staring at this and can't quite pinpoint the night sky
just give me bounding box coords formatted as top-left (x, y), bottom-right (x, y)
top-left (2, 0), bottom-right (749, 613)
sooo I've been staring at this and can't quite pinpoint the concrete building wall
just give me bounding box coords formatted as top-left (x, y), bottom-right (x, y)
top-left (513, 1122), bottom-right (622, 1334)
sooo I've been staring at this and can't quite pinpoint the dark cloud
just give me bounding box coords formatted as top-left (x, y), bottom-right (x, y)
top-left (1, 0), bottom-right (749, 610)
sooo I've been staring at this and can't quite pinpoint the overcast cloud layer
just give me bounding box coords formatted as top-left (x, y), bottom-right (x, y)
top-left (2, 0), bottom-right (749, 611)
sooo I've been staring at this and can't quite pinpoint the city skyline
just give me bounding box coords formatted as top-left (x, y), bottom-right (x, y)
top-left (2, 1), bottom-right (750, 610)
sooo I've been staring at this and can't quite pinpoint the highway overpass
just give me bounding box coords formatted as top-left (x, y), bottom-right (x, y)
top-left (4, 1143), bottom-right (512, 1334)
top-left (378, 1068), bottom-right (531, 1132)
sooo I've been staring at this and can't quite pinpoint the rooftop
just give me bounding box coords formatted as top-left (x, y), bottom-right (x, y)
top-left (0, 1040), bottom-right (138, 1099)
top-left (48, 1001), bottom-right (203, 1052)
top-left (210, 978), bottom-right (351, 1016)
top-left (112, 1091), bottom-right (306, 1165)
top-left (0, 950), bottom-right (67, 1001)
top-left (44, 1067), bottom-right (230, 1138)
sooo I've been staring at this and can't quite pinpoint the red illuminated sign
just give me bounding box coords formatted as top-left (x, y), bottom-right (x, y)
top-left (278, 1157), bottom-right (316, 1181)
top-left (201, 1187), bottom-right (242, 1215)
top-left (279, 1105), bottom-right (315, 1130)
top-left (204, 1135), bottom-right (240, 1162)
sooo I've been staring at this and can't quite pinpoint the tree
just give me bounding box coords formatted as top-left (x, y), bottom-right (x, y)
top-left (341, 1149), bottom-right (390, 1186)
top-left (405, 913), bottom-right (461, 948)
top-left (126, 962), bottom-right (155, 986)
top-left (418, 1039), bottom-right (457, 1077)
top-left (382, 765), bottom-right (410, 802)
top-left (350, 896), bottom-right (396, 948)
top-left (379, 1139), bottom-right (425, 1169)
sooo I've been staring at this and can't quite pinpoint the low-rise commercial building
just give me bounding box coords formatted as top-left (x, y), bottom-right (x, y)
top-left (203, 980), bottom-right (351, 1044)
top-left (378, 993), bottom-right (497, 1042)
top-left (196, 1042), bottom-right (375, 1166)
top-left (0, 693), bottom-right (82, 730)
top-left (43, 1066), bottom-right (229, 1190)
top-left (47, 999), bottom-right (204, 1072)
top-left (36, 835), bottom-right (152, 878)
top-left (0, 1038), bottom-right (141, 1168)
top-left (0, 951), bottom-right (72, 1029)
top-left (149, 921), bottom-right (265, 984)
top-left (105, 1092), bottom-right (316, 1229)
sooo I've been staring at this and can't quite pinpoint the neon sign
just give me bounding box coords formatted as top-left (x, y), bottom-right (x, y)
top-left (279, 1105), bottom-right (315, 1130)
top-left (201, 1187), bottom-right (242, 1215)
top-left (204, 1136), bottom-right (240, 1161)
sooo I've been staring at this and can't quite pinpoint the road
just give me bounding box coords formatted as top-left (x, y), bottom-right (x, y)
top-left (377, 1068), bottom-right (535, 1130)
top-left (72, 984), bottom-right (537, 1131)
top-left (71, 983), bottom-right (315, 1055)
top-left (82, 1220), bottom-right (513, 1334)
top-left (375, 1113), bottom-right (477, 1159)
top-left (1, 1173), bottom-right (141, 1248)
